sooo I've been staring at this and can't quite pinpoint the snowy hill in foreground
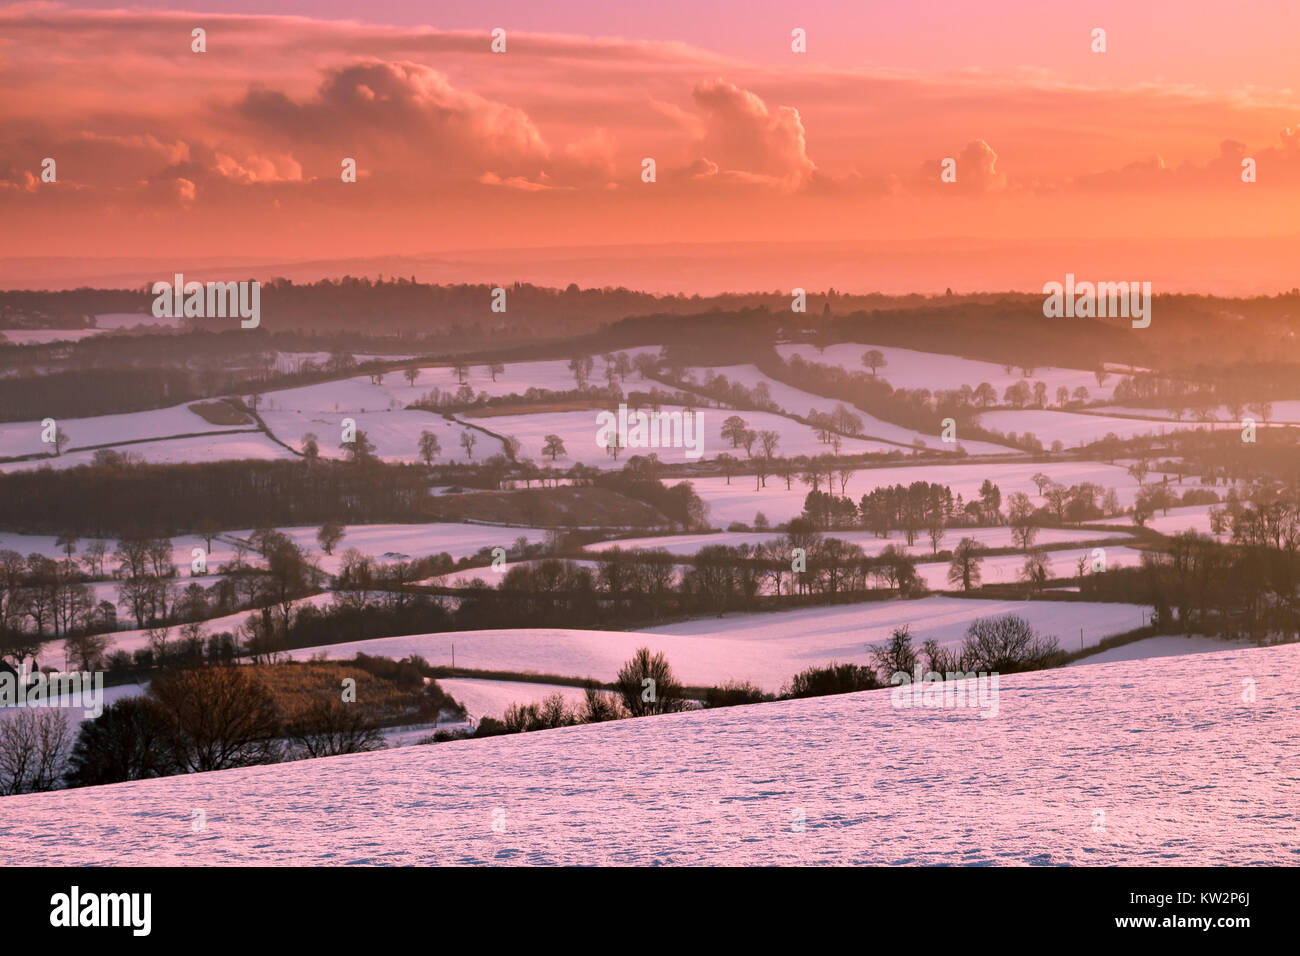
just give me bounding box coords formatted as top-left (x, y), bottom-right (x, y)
top-left (2, 644), bottom-right (1296, 866)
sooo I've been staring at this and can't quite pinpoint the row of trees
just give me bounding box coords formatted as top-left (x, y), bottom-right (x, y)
top-left (802, 480), bottom-right (1003, 545)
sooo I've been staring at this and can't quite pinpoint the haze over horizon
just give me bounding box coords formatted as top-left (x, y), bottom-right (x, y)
top-left (4, 237), bottom-right (1298, 297)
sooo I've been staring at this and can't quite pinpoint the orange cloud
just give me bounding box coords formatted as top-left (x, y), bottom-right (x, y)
top-left (689, 79), bottom-right (816, 189)
top-left (238, 61), bottom-right (550, 175)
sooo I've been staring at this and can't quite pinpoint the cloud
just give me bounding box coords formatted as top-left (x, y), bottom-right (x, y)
top-left (688, 79), bottom-right (816, 189)
top-left (238, 60), bottom-right (550, 176)
top-left (478, 171), bottom-right (570, 192)
top-left (1075, 133), bottom-right (1300, 190)
top-left (912, 138), bottom-right (1007, 194)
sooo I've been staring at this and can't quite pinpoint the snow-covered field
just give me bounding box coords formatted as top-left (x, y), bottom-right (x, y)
top-left (1131, 503), bottom-right (1226, 538)
top-left (437, 679), bottom-right (589, 721)
top-left (468, 406), bottom-right (893, 466)
top-left (0, 401), bottom-right (245, 460)
top-left (431, 545), bottom-right (1142, 594)
top-left (14, 520), bottom-right (545, 579)
top-left (675, 364), bottom-right (1016, 456)
top-left (0, 328), bottom-right (110, 345)
top-left (254, 349), bottom-right (662, 412)
top-left (1067, 635), bottom-right (1243, 667)
top-left (268, 522), bottom-right (549, 572)
top-left (0, 432), bottom-right (295, 473)
top-left (285, 597), bottom-right (1150, 691)
top-left (92, 312), bottom-right (184, 331)
top-left (0, 682), bottom-right (145, 724)
top-left (913, 545), bottom-right (1147, 589)
top-left (430, 559), bottom-right (601, 588)
top-left (585, 526), bottom-right (1134, 557)
top-left (976, 409), bottom-right (1230, 447)
top-left (1098, 402), bottom-right (1300, 424)
top-left (259, 407), bottom-right (500, 464)
top-left (778, 343), bottom-right (1118, 402)
top-left (3, 641), bottom-right (1292, 865)
top-left (690, 460), bottom-right (1147, 526)
top-left (90, 593), bottom-right (339, 657)
top-left (445, 348), bottom-right (662, 399)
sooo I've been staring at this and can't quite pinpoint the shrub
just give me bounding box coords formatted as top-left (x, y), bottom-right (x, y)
top-left (782, 662), bottom-right (881, 699)
top-left (704, 680), bottom-right (771, 708)
top-left (614, 647), bottom-right (687, 716)
top-left (579, 684), bottom-right (624, 722)
top-left (474, 716), bottom-right (507, 738)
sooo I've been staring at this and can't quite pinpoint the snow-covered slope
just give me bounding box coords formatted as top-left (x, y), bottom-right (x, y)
top-left (284, 598), bottom-right (1152, 691)
top-left (2, 642), bottom-right (1293, 865)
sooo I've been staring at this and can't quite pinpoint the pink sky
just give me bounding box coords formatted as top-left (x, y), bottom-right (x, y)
top-left (2, 1), bottom-right (1298, 292)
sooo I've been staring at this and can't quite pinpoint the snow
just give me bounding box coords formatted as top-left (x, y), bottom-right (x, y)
top-left (1132, 504), bottom-right (1227, 538)
top-left (690, 460), bottom-right (1145, 526)
top-left (913, 545), bottom-right (1147, 589)
top-left (468, 406), bottom-right (892, 467)
top-left (258, 408), bottom-right (501, 464)
top-left (676, 365), bottom-right (1016, 456)
top-left (0, 329), bottom-right (109, 345)
top-left (92, 312), bottom-right (183, 331)
top-left (0, 682), bottom-right (145, 724)
top-left (92, 593), bottom-right (339, 657)
top-left (439, 544), bottom-right (1146, 594)
top-left (1098, 402), bottom-right (1300, 424)
top-left (0, 432), bottom-right (296, 473)
top-left (436, 348), bottom-right (662, 399)
top-left (266, 522), bottom-right (549, 574)
top-left (976, 410), bottom-right (1235, 446)
top-left (1067, 635), bottom-right (1244, 667)
top-left (271, 352), bottom-right (417, 373)
top-left (585, 526), bottom-right (1134, 557)
top-left (777, 343), bottom-right (1118, 401)
top-left (252, 349), bottom-right (662, 415)
top-left (285, 597), bottom-right (1151, 692)
top-left (437, 679), bottom-right (589, 721)
top-left (3, 641), bottom-right (1293, 865)
top-left (0, 401), bottom-right (246, 460)
top-left (431, 559), bottom-right (600, 588)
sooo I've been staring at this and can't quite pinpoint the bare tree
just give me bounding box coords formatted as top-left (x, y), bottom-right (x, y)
top-left (149, 666), bottom-right (281, 772)
top-left (286, 698), bottom-right (384, 759)
top-left (0, 710), bottom-right (71, 795)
